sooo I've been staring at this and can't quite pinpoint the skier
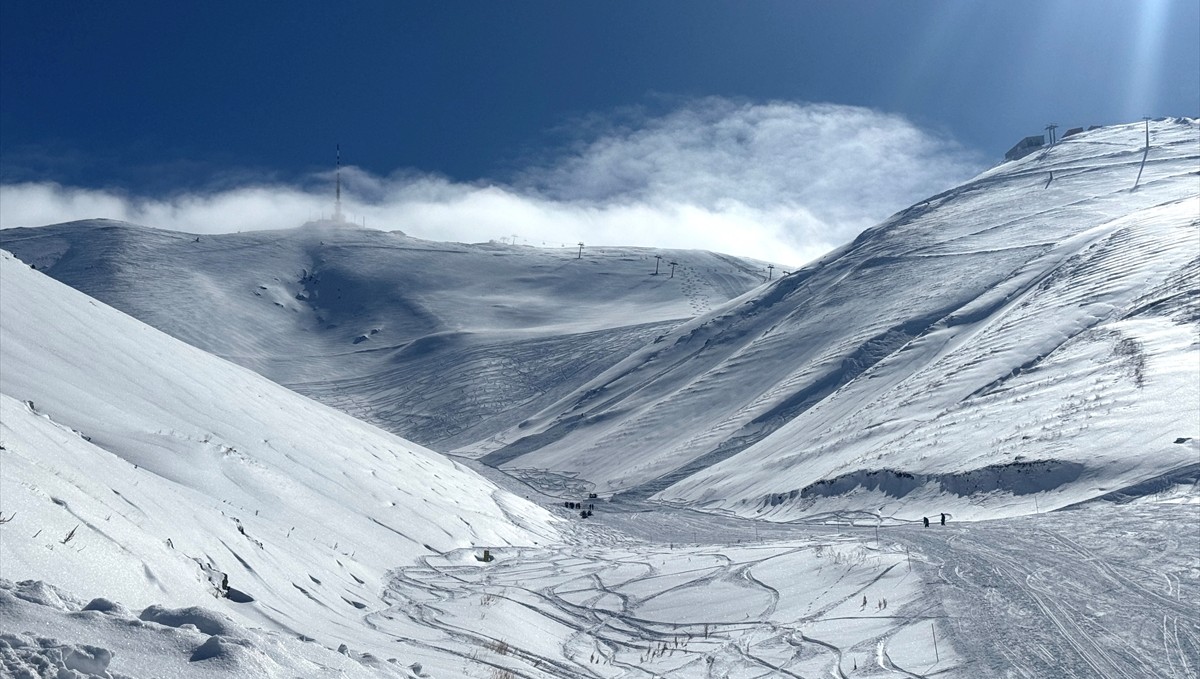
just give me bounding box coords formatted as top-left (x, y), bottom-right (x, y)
top-left (922, 516), bottom-right (929, 528)
top-left (940, 513), bottom-right (946, 526)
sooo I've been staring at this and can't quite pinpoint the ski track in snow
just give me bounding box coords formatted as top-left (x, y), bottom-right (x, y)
top-left (366, 525), bottom-right (915, 678)
top-left (896, 501), bottom-right (1200, 679)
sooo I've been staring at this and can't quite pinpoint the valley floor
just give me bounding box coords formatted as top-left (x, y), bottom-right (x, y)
top-left (4, 481), bottom-right (1197, 679)
top-left (366, 492), bottom-right (1198, 678)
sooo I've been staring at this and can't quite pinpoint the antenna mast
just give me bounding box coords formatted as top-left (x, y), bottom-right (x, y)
top-left (334, 144), bottom-right (344, 222)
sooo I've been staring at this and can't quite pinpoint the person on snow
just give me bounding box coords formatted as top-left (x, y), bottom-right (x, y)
top-left (940, 513), bottom-right (946, 526)
top-left (922, 516), bottom-right (929, 528)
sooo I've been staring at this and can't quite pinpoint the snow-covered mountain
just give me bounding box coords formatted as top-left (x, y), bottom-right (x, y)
top-left (474, 119), bottom-right (1199, 518)
top-left (3, 120), bottom-right (1196, 526)
top-left (0, 249), bottom-right (557, 656)
top-left (1, 119), bottom-right (1197, 679)
top-left (0, 224), bottom-right (770, 450)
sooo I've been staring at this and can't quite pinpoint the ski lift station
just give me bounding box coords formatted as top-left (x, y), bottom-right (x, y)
top-left (1004, 134), bottom-right (1045, 161)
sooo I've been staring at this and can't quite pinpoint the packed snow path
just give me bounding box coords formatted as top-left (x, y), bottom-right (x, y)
top-left (895, 501), bottom-right (1200, 679)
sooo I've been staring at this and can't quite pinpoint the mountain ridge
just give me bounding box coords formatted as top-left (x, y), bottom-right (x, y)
top-left (477, 119), bottom-right (1199, 518)
top-left (1, 221), bottom-right (772, 450)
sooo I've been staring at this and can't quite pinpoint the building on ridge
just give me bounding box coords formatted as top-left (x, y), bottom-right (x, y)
top-left (1005, 135), bottom-right (1045, 161)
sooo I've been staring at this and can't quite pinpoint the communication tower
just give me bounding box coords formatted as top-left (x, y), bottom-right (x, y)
top-left (333, 144), bottom-right (344, 223)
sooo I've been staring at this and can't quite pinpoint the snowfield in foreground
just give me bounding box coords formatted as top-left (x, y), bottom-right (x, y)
top-left (3, 497), bottom-right (1196, 678)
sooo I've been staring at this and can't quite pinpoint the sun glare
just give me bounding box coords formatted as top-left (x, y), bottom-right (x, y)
top-left (1127, 0), bottom-right (1173, 120)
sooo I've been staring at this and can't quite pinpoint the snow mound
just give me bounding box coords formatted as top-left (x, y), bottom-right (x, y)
top-left (0, 632), bottom-right (123, 679)
top-left (81, 599), bottom-right (131, 616)
top-left (138, 605), bottom-right (242, 637)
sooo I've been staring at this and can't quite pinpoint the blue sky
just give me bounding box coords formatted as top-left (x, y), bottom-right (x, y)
top-left (1, 0), bottom-right (1196, 263)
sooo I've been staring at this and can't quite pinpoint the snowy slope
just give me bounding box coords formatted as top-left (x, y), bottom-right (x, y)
top-left (0, 249), bottom-right (557, 655)
top-left (0, 223), bottom-right (769, 450)
top-left (476, 119), bottom-right (1200, 517)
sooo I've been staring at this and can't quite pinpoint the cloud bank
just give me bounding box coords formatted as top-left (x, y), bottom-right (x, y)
top-left (0, 100), bottom-right (984, 265)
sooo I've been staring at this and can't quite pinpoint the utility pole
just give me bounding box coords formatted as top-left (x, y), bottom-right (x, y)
top-left (767, 264), bottom-right (775, 281)
top-left (653, 254), bottom-right (662, 275)
top-left (577, 242), bottom-right (584, 259)
top-left (1134, 117), bottom-right (1151, 191)
top-left (1045, 123), bottom-right (1058, 146)
top-left (669, 261), bottom-right (678, 278)
top-left (932, 623), bottom-right (939, 663)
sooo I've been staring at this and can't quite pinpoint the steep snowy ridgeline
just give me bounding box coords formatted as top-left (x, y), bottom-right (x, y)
top-left (480, 119), bottom-right (1200, 518)
top-left (0, 250), bottom-right (558, 653)
top-left (0, 222), bottom-right (770, 450)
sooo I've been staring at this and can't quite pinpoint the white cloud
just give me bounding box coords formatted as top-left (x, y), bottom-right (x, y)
top-left (0, 100), bottom-right (984, 266)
